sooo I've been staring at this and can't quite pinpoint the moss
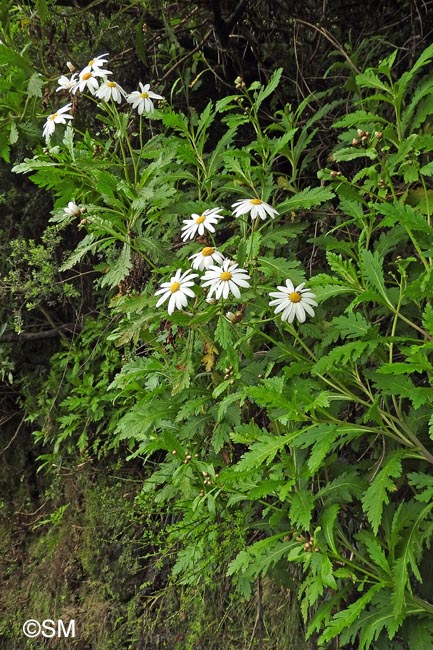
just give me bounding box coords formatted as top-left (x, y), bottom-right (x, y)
top-left (0, 462), bottom-right (308, 649)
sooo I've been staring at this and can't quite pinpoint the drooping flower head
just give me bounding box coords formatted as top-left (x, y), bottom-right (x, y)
top-left (95, 80), bottom-right (126, 104)
top-left (154, 269), bottom-right (198, 315)
top-left (42, 103), bottom-right (74, 140)
top-left (201, 259), bottom-right (250, 300)
top-left (189, 246), bottom-right (225, 271)
top-left (181, 207), bottom-right (224, 242)
top-left (87, 53), bottom-right (110, 70)
top-left (56, 73), bottom-right (78, 92)
top-left (232, 197), bottom-right (278, 221)
top-left (269, 279), bottom-right (317, 324)
top-left (63, 201), bottom-right (81, 217)
top-left (127, 82), bottom-right (163, 115)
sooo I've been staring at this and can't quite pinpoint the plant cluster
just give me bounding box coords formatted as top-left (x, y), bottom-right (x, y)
top-left (10, 38), bottom-right (433, 650)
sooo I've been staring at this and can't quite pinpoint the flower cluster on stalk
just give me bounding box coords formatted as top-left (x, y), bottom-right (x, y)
top-left (154, 196), bottom-right (317, 324)
top-left (43, 52), bottom-right (163, 140)
top-left (44, 54), bottom-right (316, 326)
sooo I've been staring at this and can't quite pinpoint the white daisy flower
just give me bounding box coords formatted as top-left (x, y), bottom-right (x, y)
top-left (201, 259), bottom-right (250, 300)
top-left (189, 246), bottom-right (225, 271)
top-left (71, 65), bottom-right (110, 95)
top-left (63, 201), bottom-right (81, 217)
top-left (95, 79), bottom-right (126, 103)
top-left (87, 53), bottom-right (110, 70)
top-left (232, 197), bottom-right (278, 221)
top-left (269, 279), bottom-right (317, 324)
top-left (181, 207), bottom-right (224, 242)
top-left (56, 73), bottom-right (78, 92)
top-left (127, 82), bottom-right (163, 115)
top-left (154, 269), bottom-right (198, 315)
top-left (42, 103), bottom-right (73, 139)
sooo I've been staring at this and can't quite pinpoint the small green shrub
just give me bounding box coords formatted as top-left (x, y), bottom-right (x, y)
top-left (13, 41), bottom-right (433, 649)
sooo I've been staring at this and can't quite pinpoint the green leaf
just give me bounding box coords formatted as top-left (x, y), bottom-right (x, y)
top-left (27, 72), bottom-right (43, 98)
top-left (93, 169), bottom-right (122, 205)
top-left (359, 249), bottom-right (390, 302)
top-left (356, 530), bottom-right (391, 575)
top-left (12, 157), bottom-right (59, 174)
top-left (257, 256), bottom-right (302, 280)
top-left (278, 186), bottom-right (334, 212)
top-left (330, 312), bottom-right (371, 339)
top-left (312, 340), bottom-right (379, 376)
top-left (115, 398), bottom-right (176, 443)
top-left (320, 504), bottom-right (340, 554)
top-left (333, 110), bottom-right (386, 128)
top-left (392, 555), bottom-right (409, 620)
top-left (423, 303), bottom-right (433, 335)
top-left (420, 161), bottom-right (433, 177)
top-left (214, 316), bottom-right (238, 369)
top-left (405, 618), bottom-right (433, 650)
top-left (326, 252), bottom-right (359, 286)
top-left (408, 471), bottom-right (433, 502)
top-left (355, 69), bottom-right (391, 92)
top-left (99, 243), bottom-right (132, 288)
top-left (0, 43), bottom-right (32, 70)
top-left (376, 201), bottom-right (433, 235)
top-left (254, 68), bottom-right (283, 108)
top-left (319, 584), bottom-right (383, 643)
top-left (376, 360), bottom-right (433, 375)
top-left (316, 471), bottom-right (365, 503)
top-left (362, 451), bottom-right (405, 534)
top-left (333, 146), bottom-right (378, 162)
top-left (398, 42), bottom-right (433, 95)
top-left (313, 283), bottom-right (355, 302)
top-left (343, 590), bottom-right (400, 649)
top-left (289, 490), bottom-right (315, 529)
top-left (391, 501), bottom-right (433, 619)
top-left (366, 370), bottom-right (433, 409)
top-left (60, 233), bottom-right (99, 271)
top-left (293, 423), bottom-right (337, 473)
top-left (234, 430), bottom-right (299, 471)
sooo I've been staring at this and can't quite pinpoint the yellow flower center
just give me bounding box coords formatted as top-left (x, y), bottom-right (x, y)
top-left (195, 215), bottom-right (206, 224)
top-left (220, 271), bottom-right (232, 281)
top-left (201, 247), bottom-right (215, 256)
top-left (140, 92), bottom-right (149, 99)
top-left (88, 58), bottom-right (95, 66)
top-left (49, 113), bottom-right (58, 121)
top-left (107, 82), bottom-right (117, 88)
top-left (170, 281), bottom-right (181, 293)
top-left (289, 291), bottom-right (302, 303)
top-left (82, 72), bottom-right (92, 80)
top-left (250, 198), bottom-right (263, 205)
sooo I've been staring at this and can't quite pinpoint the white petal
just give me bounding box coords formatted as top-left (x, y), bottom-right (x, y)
top-left (229, 281), bottom-right (241, 298)
top-left (155, 290), bottom-right (170, 307)
top-left (294, 304), bottom-right (306, 323)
